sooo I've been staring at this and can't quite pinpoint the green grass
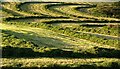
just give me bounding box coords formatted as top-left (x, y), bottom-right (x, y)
top-left (1, 2), bottom-right (35, 16)
top-left (2, 23), bottom-right (115, 50)
top-left (2, 58), bottom-right (120, 68)
top-left (1, 2), bottom-right (120, 68)
top-left (3, 22), bottom-right (119, 48)
top-left (19, 3), bottom-right (64, 16)
top-left (85, 2), bottom-right (120, 18)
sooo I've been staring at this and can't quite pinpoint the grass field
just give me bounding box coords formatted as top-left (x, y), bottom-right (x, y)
top-left (1, 1), bottom-right (120, 69)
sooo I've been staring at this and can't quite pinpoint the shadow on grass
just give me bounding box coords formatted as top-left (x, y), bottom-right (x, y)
top-left (1, 46), bottom-right (120, 58)
top-left (2, 29), bottom-right (120, 58)
top-left (2, 7), bottom-right (23, 16)
top-left (2, 29), bottom-right (72, 48)
top-left (5, 16), bottom-right (69, 22)
top-left (44, 20), bottom-right (120, 24)
top-left (1, 62), bottom-right (120, 69)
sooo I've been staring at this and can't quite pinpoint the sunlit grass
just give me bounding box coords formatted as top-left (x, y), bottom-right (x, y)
top-left (2, 58), bottom-right (120, 67)
top-left (1, 23), bottom-right (118, 50)
top-left (1, 2), bottom-right (120, 68)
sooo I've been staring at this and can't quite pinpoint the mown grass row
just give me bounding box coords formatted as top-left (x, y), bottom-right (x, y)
top-left (16, 2), bottom-right (67, 16)
top-left (2, 58), bottom-right (120, 69)
top-left (43, 19), bottom-right (120, 23)
top-left (2, 2), bottom-right (120, 22)
top-left (17, 2), bottom-right (96, 18)
top-left (1, 2), bottom-right (34, 16)
top-left (17, 2), bottom-right (50, 16)
top-left (3, 2), bottom-right (119, 23)
top-left (46, 3), bottom-right (97, 19)
top-left (2, 2), bottom-right (119, 24)
top-left (2, 31), bottom-right (120, 67)
top-left (66, 25), bottom-right (119, 36)
top-left (17, 2), bottom-right (98, 23)
top-left (45, 2), bottom-right (120, 21)
top-left (4, 15), bottom-right (120, 24)
top-left (2, 30), bottom-right (120, 58)
top-left (2, 2), bottom-right (119, 48)
top-left (1, 2), bottom-right (120, 68)
top-left (3, 17), bottom-right (119, 36)
top-left (3, 17), bottom-right (119, 37)
top-left (3, 16), bottom-right (69, 22)
top-left (18, 2), bottom-right (64, 17)
top-left (3, 22), bottom-right (119, 48)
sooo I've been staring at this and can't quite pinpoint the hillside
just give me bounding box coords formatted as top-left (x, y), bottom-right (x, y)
top-left (1, 2), bottom-right (120, 69)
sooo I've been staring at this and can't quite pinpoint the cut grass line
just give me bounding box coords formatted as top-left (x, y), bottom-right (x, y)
top-left (2, 58), bottom-right (120, 67)
top-left (20, 3), bottom-right (63, 17)
top-left (4, 18), bottom-right (74, 23)
top-left (2, 5), bottom-right (34, 16)
top-left (76, 31), bottom-right (120, 40)
top-left (47, 3), bottom-right (120, 21)
top-left (18, 2), bottom-right (61, 16)
top-left (74, 7), bottom-right (120, 21)
top-left (1, 23), bottom-right (118, 50)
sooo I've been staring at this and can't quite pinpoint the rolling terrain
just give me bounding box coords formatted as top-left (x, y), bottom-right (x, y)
top-left (1, 1), bottom-right (120, 69)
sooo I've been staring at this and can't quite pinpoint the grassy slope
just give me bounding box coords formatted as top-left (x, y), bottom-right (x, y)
top-left (1, 2), bottom-right (120, 68)
top-left (2, 23), bottom-right (116, 50)
top-left (1, 23), bottom-right (120, 67)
